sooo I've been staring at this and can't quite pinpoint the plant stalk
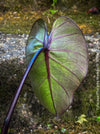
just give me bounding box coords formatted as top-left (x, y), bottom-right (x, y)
top-left (1, 47), bottom-right (44, 134)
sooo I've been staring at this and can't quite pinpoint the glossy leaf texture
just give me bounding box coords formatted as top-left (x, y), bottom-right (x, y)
top-left (26, 16), bottom-right (88, 116)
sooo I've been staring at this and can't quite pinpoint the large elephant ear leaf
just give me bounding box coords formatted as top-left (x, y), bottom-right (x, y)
top-left (1, 17), bottom-right (88, 134)
top-left (26, 17), bottom-right (88, 116)
top-left (47, 16), bottom-right (88, 115)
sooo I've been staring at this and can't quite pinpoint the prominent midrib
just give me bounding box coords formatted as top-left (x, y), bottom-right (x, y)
top-left (45, 50), bottom-right (57, 114)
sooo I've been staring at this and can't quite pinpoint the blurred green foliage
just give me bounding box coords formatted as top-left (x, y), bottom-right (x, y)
top-left (51, 0), bottom-right (58, 7)
top-left (0, 0), bottom-right (51, 11)
top-left (97, 116), bottom-right (100, 122)
top-left (0, 0), bottom-right (100, 12)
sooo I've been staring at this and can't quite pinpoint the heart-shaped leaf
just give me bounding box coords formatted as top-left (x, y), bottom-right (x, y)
top-left (26, 16), bottom-right (88, 116)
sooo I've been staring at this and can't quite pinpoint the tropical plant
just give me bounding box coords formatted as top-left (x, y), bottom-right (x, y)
top-left (1, 16), bottom-right (88, 134)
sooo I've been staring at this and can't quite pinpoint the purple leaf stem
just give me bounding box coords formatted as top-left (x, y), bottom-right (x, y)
top-left (1, 47), bottom-right (44, 134)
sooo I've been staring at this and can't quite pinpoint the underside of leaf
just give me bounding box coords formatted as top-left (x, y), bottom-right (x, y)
top-left (26, 16), bottom-right (88, 116)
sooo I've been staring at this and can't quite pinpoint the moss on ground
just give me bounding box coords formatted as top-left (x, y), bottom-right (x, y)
top-left (0, 8), bottom-right (100, 34)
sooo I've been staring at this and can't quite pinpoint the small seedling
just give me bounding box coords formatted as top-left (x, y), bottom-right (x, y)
top-left (76, 114), bottom-right (87, 124)
top-left (49, 9), bottom-right (58, 14)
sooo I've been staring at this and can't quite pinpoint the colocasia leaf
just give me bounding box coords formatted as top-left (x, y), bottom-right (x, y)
top-left (26, 16), bottom-right (88, 116)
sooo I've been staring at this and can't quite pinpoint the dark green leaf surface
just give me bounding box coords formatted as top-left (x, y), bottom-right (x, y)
top-left (26, 17), bottom-right (88, 116)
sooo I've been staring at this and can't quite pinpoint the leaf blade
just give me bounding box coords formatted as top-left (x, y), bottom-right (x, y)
top-left (48, 16), bottom-right (88, 115)
top-left (26, 17), bottom-right (88, 116)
